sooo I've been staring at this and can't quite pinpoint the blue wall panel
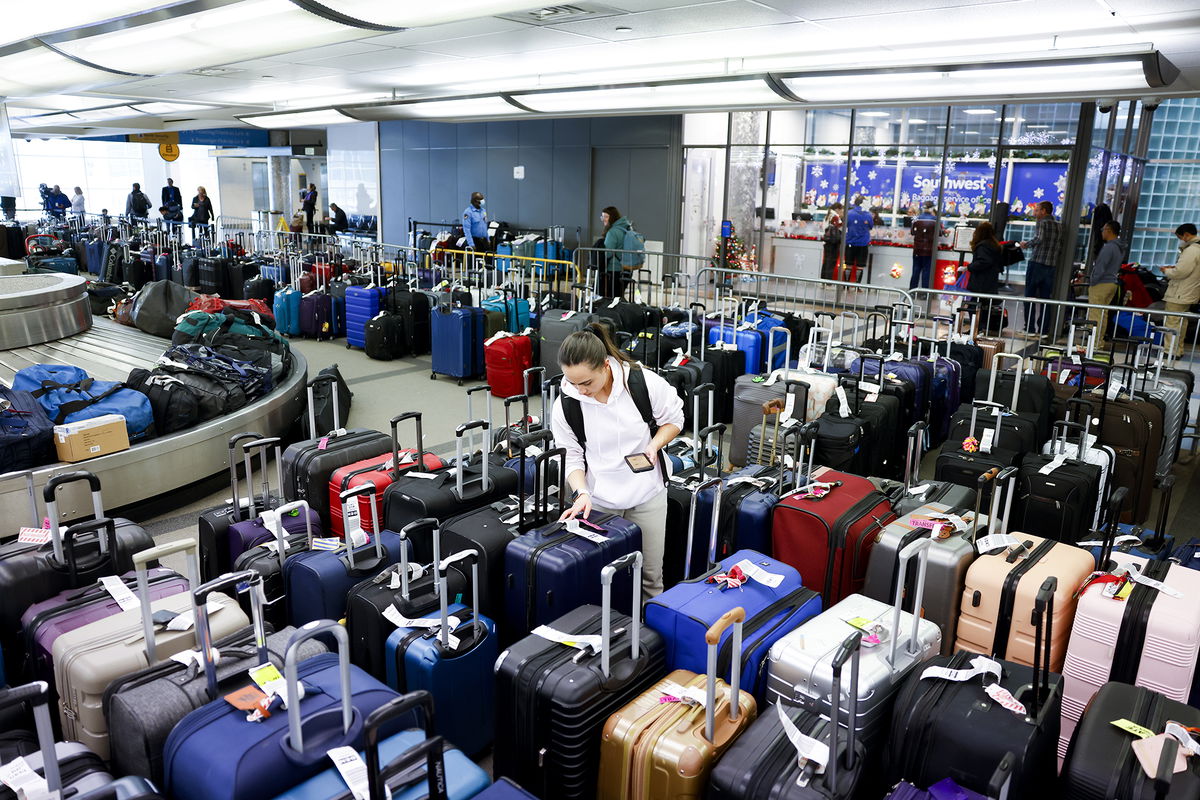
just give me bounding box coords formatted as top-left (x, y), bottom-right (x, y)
top-left (517, 146), bottom-right (554, 228)
top-left (429, 149), bottom-right (459, 223)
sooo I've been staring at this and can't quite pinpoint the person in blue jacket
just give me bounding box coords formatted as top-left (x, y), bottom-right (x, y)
top-left (43, 184), bottom-right (70, 219)
top-left (844, 196), bottom-right (874, 282)
top-left (462, 191), bottom-right (490, 252)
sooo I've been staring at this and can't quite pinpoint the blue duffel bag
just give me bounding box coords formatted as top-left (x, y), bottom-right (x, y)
top-left (13, 364), bottom-right (155, 442)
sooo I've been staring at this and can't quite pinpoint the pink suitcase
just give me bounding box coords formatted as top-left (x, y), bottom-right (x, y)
top-left (954, 467), bottom-right (1094, 672)
top-left (1058, 488), bottom-right (1200, 761)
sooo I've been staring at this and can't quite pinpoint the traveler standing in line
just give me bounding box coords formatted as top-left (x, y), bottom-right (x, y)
top-left (161, 178), bottom-right (182, 213)
top-left (125, 183), bottom-right (152, 221)
top-left (1019, 200), bottom-right (1063, 338)
top-left (553, 324), bottom-right (684, 597)
top-left (821, 201), bottom-right (844, 280)
top-left (601, 206), bottom-right (632, 298)
top-left (1162, 223), bottom-right (1200, 358)
top-left (910, 200), bottom-right (938, 289)
top-left (1086, 220), bottom-right (1124, 340)
top-left (462, 191), bottom-right (490, 252)
top-left (844, 197), bottom-right (874, 282)
top-left (966, 222), bottom-right (1006, 335)
top-left (189, 186), bottom-right (214, 239)
top-left (301, 183), bottom-right (318, 234)
top-left (44, 184), bottom-right (70, 219)
top-left (70, 186), bottom-right (85, 218)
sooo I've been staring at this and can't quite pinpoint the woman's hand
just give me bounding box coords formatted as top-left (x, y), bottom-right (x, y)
top-left (559, 491), bottom-right (592, 522)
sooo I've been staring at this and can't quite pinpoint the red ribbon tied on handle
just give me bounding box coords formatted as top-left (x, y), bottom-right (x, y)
top-left (707, 564), bottom-right (747, 591)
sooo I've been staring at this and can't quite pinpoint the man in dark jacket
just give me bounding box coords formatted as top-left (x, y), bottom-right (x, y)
top-left (1019, 200), bottom-right (1063, 336)
top-left (161, 178), bottom-right (182, 212)
top-left (300, 183), bottom-right (318, 234)
top-left (126, 183), bottom-right (152, 220)
top-left (328, 203), bottom-right (349, 234)
top-left (1087, 220), bottom-right (1123, 339)
top-left (910, 201), bottom-right (938, 289)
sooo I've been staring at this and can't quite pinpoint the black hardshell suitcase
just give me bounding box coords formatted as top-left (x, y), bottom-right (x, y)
top-left (945, 399), bottom-right (1039, 456)
top-left (1061, 681), bottom-right (1200, 799)
top-left (883, 577), bottom-right (1062, 798)
top-left (197, 256), bottom-right (228, 296)
top-left (976, 358), bottom-right (1055, 445)
top-left (492, 553), bottom-right (666, 800)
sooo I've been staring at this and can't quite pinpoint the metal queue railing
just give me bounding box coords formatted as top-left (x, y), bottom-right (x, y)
top-left (572, 247), bottom-right (715, 291)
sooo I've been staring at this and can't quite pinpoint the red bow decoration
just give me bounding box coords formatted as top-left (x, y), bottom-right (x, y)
top-left (707, 564), bottom-right (747, 591)
top-left (1076, 572), bottom-right (1126, 599)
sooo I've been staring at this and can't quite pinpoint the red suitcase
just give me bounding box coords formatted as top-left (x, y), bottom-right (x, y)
top-left (771, 425), bottom-right (897, 604)
top-left (485, 332), bottom-right (534, 398)
top-left (327, 411), bottom-right (445, 537)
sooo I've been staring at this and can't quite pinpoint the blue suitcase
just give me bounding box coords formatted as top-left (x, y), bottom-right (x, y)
top-left (284, 526), bottom-right (408, 627)
top-left (708, 323), bottom-right (772, 374)
top-left (272, 692), bottom-right (489, 800)
top-left (693, 464), bottom-right (791, 561)
top-left (274, 287), bottom-right (302, 336)
top-left (495, 242), bottom-right (514, 273)
top-left (260, 262), bottom-right (289, 285)
top-left (503, 510), bottom-right (642, 641)
top-left (644, 547), bottom-right (821, 699)
top-left (345, 285), bottom-right (387, 349)
top-left (163, 622), bottom-right (409, 800)
top-left (431, 305), bottom-right (483, 382)
top-left (1083, 474), bottom-right (1175, 567)
top-left (154, 253), bottom-right (171, 282)
top-left (31, 255), bottom-right (79, 274)
top-left (383, 551), bottom-right (497, 757)
top-left (475, 779), bottom-right (539, 799)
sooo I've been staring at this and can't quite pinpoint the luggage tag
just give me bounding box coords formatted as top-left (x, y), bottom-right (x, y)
top-left (982, 683), bottom-right (1027, 717)
top-left (382, 604), bottom-right (462, 642)
top-left (1165, 722), bottom-right (1200, 757)
top-left (169, 647), bottom-right (219, 670)
top-left (776, 702), bottom-right (829, 787)
top-left (844, 617), bottom-right (887, 647)
top-left (563, 518), bottom-right (609, 544)
top-left (1038, 454), bottom-right (1068, 475)
top-left (310, 537), bottom-right (344, 551)
top-left (657, 680), bottom-right (708, 708)
top-left (249, 662), bottom-right (305, 710)
top-left (223, 685), bottom-right (273, 721)
top-left (99, 575), bottom-right (141, 611)
top-left (978, 427), bottom-right (995, 454)
top-left (793, 481), bottom-right (841, 501)
top-left (16, 527), bottom-right (51, 545)
top-left (1132, 734), bottom-right (1190, 778)
top-left (1112, 718), bottom-right (1156, 738)
top-left (532, 625), bottom-right (602, 658)
top-left (835, 386), bottom-right (851, 418)
top-left (0, 756), bottom-right (51, 800)
top-left (387, 562), bottom-right (425, 590)
top-left (326, 747), bottom-right (377, 800)
top-left (733, 558), bottom-right (785, 588)
top-left (166, 597), bottom-right (227, 632)
top-left (921, 655), bottom-right (1001, 684)
top-left (1124, 564), bottom-right (1185, 599)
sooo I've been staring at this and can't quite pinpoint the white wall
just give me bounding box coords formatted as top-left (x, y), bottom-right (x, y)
top-left (326, 122), bottom-right (378, 218)
top-left (217, 158), bottom-right (256, 221)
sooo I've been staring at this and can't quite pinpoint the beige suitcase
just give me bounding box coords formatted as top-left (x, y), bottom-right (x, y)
top-left (954, 467), bottom-right (1093, 671)
top-left (51, 538), bottom-right (247, 759)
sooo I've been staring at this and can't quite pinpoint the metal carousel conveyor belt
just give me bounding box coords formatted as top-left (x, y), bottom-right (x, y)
top-left (0, 317), bottom-right (308, 525)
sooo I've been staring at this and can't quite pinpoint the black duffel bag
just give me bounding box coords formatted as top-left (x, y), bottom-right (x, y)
top-left (125, 368), bottom-right (201, 436)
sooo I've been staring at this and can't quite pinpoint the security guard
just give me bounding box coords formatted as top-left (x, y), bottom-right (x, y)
top-left (462, 191), bottom-right (490, 252)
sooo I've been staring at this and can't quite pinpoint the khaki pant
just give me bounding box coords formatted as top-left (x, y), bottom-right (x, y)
top-left (1165, 302), bottom-right (1191, 357)
top-left (1087, 283), bottom-right (1119, 343)
top-left (593, 489), bottom-right (668, 598)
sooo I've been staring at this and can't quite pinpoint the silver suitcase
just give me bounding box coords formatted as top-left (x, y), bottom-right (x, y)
top-left (729, 327), bottom-right (794, 467)
top-left (52, 538), bottom-right (248, 760)
top-left (765, 537), bottom-right (942, 747)
top-left (0, 682), bottom-right (113, 798)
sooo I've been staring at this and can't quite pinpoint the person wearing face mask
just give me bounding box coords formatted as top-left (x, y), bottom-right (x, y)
top-left (462, 191), bottom-right (490, 252)
top-left (552, 323), bottom-right (684, 596)
top-left (1163, 222), bottom-right (1200, 357)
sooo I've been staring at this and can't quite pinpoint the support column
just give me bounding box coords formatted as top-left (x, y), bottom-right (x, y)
top-left (266, 155), bottom-right (290, 230)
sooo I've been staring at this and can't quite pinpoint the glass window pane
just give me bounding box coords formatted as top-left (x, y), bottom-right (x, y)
top-left (949, 104), bottom-right (1003, 145)
top-left (845, 106), bottom-right (947, 148)
top-left (996, 148), bottom-right (1071, 279)
top-left (729, 143), bottom-right (765, 266)
top-left (769, 109), bottom-right (806, 146)
top-left (1004, 102), bottom-right (1079, 146)
top-left (681, 148), bottom-right (726, 262)
top-left (730, 110), bottom-right (766, 146)
top-left (684, 112), bottom-right (728, 146)
top-left (809, 108), bottom-right (852, 144)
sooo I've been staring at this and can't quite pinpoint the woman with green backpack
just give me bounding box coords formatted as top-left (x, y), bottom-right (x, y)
top-left (600, 206), bottom-right (644, 298)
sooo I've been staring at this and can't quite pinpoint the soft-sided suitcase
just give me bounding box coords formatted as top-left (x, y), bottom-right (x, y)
top-left (163, 621), bottom-right (408, 800)
top-left (1013, 420), bottom-right (1104, 543)
top-left (0, 386), bottom-right (55, 470)
top-left (708, 630), bottom-right (867, 800)
top-left (1089, 361), bottom-right (1164, 524)
top-left (493, 551), bottom-right (665, 799)
top-left (197, 433), bottom-right (283, 581)
top-left (1042, 398), bottom-right (1116, 532)
top-left (485, 331), bottom-right (534, 398)
top-left (891, 420), bottom-right (978, 515)
top-left (363, 312), bottom-right (407, 360)
top-left (954, 467), bottom-right (1095, 672)
top-left (1060, 681), bottom-right (1200, 799)
top-left (1078, 474), bottom-right (1175, 568)
top-left (975, 356), bottom-right (1054, 444)
top-left (271, 693), bottom-right (491, 800)
top-left (223, 437), bottom-right (321, 568)
top-left (430, 304), bottom-right (482, 383)
top-left (52, 538), bottom-right (248, 760)
top-left (766, 538), bottom-right (942, 752)
top-left (884, 578), bottom-right (1062, 798)
top-left (935, 400), bottom-right (1021, 510)
top-left (299, 290), bottom-right (333, 339)
top-left (382, 550), bottom-right (496, 757)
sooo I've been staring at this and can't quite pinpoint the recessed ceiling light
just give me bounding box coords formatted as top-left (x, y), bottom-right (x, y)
top-left (860, 111), bottom-right (890, 117)
top-left (615, 25), bottom-right (632, 32)
top-left (963, 130), bottom-right (981, 134)
top-left (1047, 130), bottom-right (1067, 134)
top-left (962, 109), bottom-right (997, 115)
top-left (1026, 124), bottom-right (1049, 128)
top-left (907, 118), bottom-right (927, 124)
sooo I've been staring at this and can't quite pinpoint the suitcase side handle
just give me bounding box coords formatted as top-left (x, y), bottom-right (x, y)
top-left (438, 549), bottom-right (480, 650)
top-left (600, 551), bottom-right (643, 677)
top-left (193, 570), bottom-right (268, 702)
top-left (1029, 576), bottom-right (1057, 721)
top-left (890, 538), bottom-right (932, 667)
top-left (43, 469), bottom-right (107, 562)
top-left (133, 538), bottom-right (201, 664)
top-left (284, 621), bottom-right (353, 755)
top-left (1154, 736), bottom-right (1180, 800)
top-left (704, 606), bottom-right (746, 743)
top-left (60, 517), bottom-right (119, 587)
top-left (988, 752), bottom-right (1015, 800)
top-left (0, 682), bottom-right (61, 794)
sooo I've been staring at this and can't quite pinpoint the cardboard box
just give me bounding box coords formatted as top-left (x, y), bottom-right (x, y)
top-left (54, 414), bottom-right (131, 463)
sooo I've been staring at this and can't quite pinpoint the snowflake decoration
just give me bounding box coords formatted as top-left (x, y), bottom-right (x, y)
top-left (877, 161), bottom-right (887, 169)
top-left (868, 170), bottom-right (878, 181)
top-left (1053, 173), bottom-right (1068, 194)
top-left (820, 180), bottom-right (829, 189)
top-left (1032, 187), bottom-right (1045, 199)
top-left (811, 165), bottom-right (823, 177)
top-left (849, 171), bottom-right (859, 185)
top-left (896, 157), bottom-right (908, 169)
top-left (947, 162), bottom-right (958, 173)
top-left (986, 155), bottom-right (997, 170)
top-left (914, 149), bottom-right (922, 158)
top-left (968, 150), bottom-right (981, 160)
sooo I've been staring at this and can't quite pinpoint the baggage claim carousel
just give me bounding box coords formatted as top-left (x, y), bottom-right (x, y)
top-left (0, 272), bottom-right (307, 524)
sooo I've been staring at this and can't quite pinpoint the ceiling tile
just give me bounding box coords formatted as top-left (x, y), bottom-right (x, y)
top-left (261, 40), bottom-right (394, 64)
top-left (307, 47), bottom-right (462, 72)
top-left (363, 17), bottom-right (530, 47)
top-left (406, 26), bottom-right (598, 57)
top-left (760, 0), bottom-right (1017, 20)
top-left (550, 1), bottom-right (800, 40)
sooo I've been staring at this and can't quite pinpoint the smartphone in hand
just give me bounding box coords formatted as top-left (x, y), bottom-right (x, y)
top-left (624, 453), bottom-right (655, 473)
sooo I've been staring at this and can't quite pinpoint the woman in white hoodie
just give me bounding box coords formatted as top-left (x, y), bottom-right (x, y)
top-left (552, 323), bottom-right (684, 596)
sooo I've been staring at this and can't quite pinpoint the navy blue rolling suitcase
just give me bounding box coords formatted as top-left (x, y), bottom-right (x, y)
top-left (383, 549), bottom-right (497, 757)
top-left (345, 284), bottom-right (387, 350)
top-left (431, 305), bottom-right (482, 383)
top-left (475, 779), bottom-right (539, 799)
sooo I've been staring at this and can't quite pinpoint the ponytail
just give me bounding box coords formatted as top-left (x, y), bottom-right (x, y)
top-left (558, 322), bottom-right (635, 370)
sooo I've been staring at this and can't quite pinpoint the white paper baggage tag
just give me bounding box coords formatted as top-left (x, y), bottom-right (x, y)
top-left (607, 297), bottom-right (621, 309)
top-left (984, 683), bottom-right (1027, 716)
top-left (16, 527), bottom-right (51, 545)
top-left (658, 680), bottom-right (709, 707)
top-left (166, 598), bottom-right (226, 632)
top-left (563, 519), bottom-right (609, 544)
top-left (835, 386), bottom-right (851, 418)
top-left (560, 310), bottom-right (577, 320)
top-left (532, 624), bottom-right (602, 655)
top-left (921, 655), bottom-right (1002, 684)
top-left (1077, 535), bottom-right (1143, 548)
top-left (169, 647), bottom-right (218, 669)
top-left (0, 756), bottom-right (50, 800)
top-left (734, 559), bottom-right (785, 588)
top-left (341, 497), bottom-right (365, 543)
top-left (326, 747), bottom-right (377, 800)
top-left (1038, 454), bottom-right (1068, 475)
top-left (976, 533), bottom-right (1020, 554)
top-left (1059, 369), bottom-right (1073, 385)
top-left (311, 537), bottom-right (343, 551)
top-left (926, 512), bottom-right (971, 533)
top-left (978, 428), bottom-right (995, 454)
top-left (1106, 382), bottom-right (1125, 401)
top-left (387, 563), bottom-right (425, 590)
top-left (907, 483), bottom-right (932, 497)
top-left (1125, 565), bottom-right (1184, 599)
top-left (783, 391), bottom-right (798, 421)
top-left (100, 575), bottom-right (140, 612)
top-left (382, 604), bottom-right (461, 632)
top-left (776, 702), bottom-right (829, 783)
top-left (1165, 722), bottom-right (1200, 757)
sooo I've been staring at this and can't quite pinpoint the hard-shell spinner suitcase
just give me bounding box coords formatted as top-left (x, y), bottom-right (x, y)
top-left (344, 283), bottom-right (386, 350)
top-left (430, 304), bottom-right (482, 383)
top-left (1060, 487), bottom-right (1200, 762)
top-left (708, 631), bottom-right (867, 800)
top-left (597, 606), bottom-right (756, 799)
top-left (484, 331), bottom-right (534, 399)
top-left (281, 374), bottom-right (392, 525)
top-left (493, 552), bottom-right (666, 799)
top-left (765, 537), bottom-right (942, 752)
top-left (953, 467), bottom-right (1095, 672)
top-left (1060, 681), bottom-right (1200, 799)
top-left (270, 693), bottom-right (490, 800)
top-left (51, 538), bottom-right (247, 760)
top-left (728, 328), bottom-right (798, 466)
top-left (231, 499), bottom-right (313, 630)
top-left (884, 578), bottom-right (1062, 798)
top-left (328, 412), bottom-right (446, 538)
top-left (383, 550), bottom-right (497, 757)
top-left (104, 569), bottom-right (327, 784)
top-left (892, 420), bottom-right (977, 515)
top-left (162, 621), bottom-right (408, 800)
top-left (198, 431), bottom-right (283, 581)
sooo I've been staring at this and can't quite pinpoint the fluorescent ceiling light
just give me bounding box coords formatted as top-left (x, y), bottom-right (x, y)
top-left (962, 109), bottom-right (997, 115)
top-left (0, 2), bottom-right (178, 49)
top-left (0, 46), bottom-right (126, 95)
top-left (1026, 124), bottom-right (1050, 128)
top-left (860, 111), bottom-right (890, 117)
top-left (348, 96), bottom-right (526, 121)
top-left (962, 130), bottom-right (981, 134)
top-left (134, 101), bottom-right (219, 115)
top-left (7, 93), bottom-right (124, 111)
top-left (512, 79), bottom-right (786, 114)
top-left (308, 2), bottom-right (550, 28)
top-left (53, 0), bottom-right (359, 76)
top-left (907, 118), bottom-right (928, 124)
top-left (241, 108), bottom-right (356, 128)
top-left (1047, 130), bottom-right (1068, 134)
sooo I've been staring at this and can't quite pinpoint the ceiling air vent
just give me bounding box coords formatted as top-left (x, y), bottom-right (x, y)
top-left (499, 4), bottom-right (623, 25)
top-left (189, 67), bottom-right (240, 77)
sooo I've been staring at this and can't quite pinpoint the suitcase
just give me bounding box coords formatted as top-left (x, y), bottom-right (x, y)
top-left (539, 309), bottom-right (600, 380)
top-left (282, 376), bottom-right (392, 525)
top-left (1089, 361), bottom-right (1164, 524)
top-left (219, 436), bottom-right (312, 571)
top-left (708, 631), bottom-right (867, 800)
top-left (104, 570), bottom-right (327, 784)
top-left (0, 386), bottom-right (54, 470)
top-left (935, 400), bottom-right (1021, 511)
top-left (162, 622), bottom-right (408, 800)
top-left (300, 291), bottom-right (334, 339)
top-left (884, 579), bottom-right (1062, 798)
top-left (485, 332), bottom-right (534, 398)
top-left (231, 500), bottom-right (312, 629)
top-left (363, 312), bottom-right (407, 360)
top-left (891, 420), bottom-right (978, 515)
top-left (274, 286), bottom-right (302, 336)
top-left (1012, 420), bottom-right (1104, 543)
top-left (1043, 398), bottom-right (1116, 532)
top-left (429, 304), bottom-right (482, 383)
top-left (271, 693), bottom-right (490, 800)
top-left (771, 433), bottom-right (898, 605)
top-left (597, 606), bottom-right (756, 799)
top-left (382, 550), bottom-right (497, 756)
top-left (765, 538), bottom-right (942, 753)
top-left (1060, 682), bottom-right (1200, 799)
top-left (197, 256), bottom-right (227, 296)
top-left (954, 467), bottom-right (1095, 672)
top-left (51, 539), bottom-right (248, 760)
top-left (1077, 474), bottom-right (1175, 567)
top-left (243, 275), bottom-right (275, 304)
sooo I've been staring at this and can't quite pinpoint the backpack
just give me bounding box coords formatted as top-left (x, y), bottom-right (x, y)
top-left (560, 364), bottom-right (667, 484)
top-left (133, 192), bottom-right (151, 216)
top-left (620, 226), bottom-right (646, 268)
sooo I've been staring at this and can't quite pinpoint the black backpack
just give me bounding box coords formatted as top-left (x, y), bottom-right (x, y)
top-left (560, 365), bottom-right (667, 483)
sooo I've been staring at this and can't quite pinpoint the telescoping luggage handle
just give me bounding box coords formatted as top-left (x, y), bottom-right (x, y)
top-left (704, 607), bottom-right (746, 744)
top-left (362, 693), bottom-right (448, 800)
top-left (225, 432), bottom-right (261, 523)
top-left (523, 365), bottom-right (547, 420)
top-left (904, 422), bottom-right (926, 491)
top-left (1096, 486), bottom-right (1132, 572)
top-left (389, 411), bottom-right (430, 479)
top-left (267, 499), bottom-right (315, 578)
top-left (888, 538), bottom-right (931, 669)
top-left (241, 436), bottom-right (283, 522)
top-left (338, 483), bottom-right (385, 569)
top-left (1027, 575), bottom-right (1057, 721)
top-left (306, 373), bottom-right (343, 438)
top-left (193, 570), bottom-right (268, 702)
top-left (986, 352), bottom-right (1025, 410)
top-left (454, 419), bottom-right (492, 499)
top-left (0, 682), bottom-right (63, 795)
top-left (284, 620), bottom-right (354, 756)
top-left (690, 382), bottom-right (717, 468)
top-left (43, 470), bottom-right (109, 562)
top-left (132, 538), bottom-right (201, 664)
top-left (818, 630), bottom-right (862, 792)
top-left (599, 551), bottom-right (643, 679)
top-left (465, 385), bottom-right (493, 456)
top-left (437, 549), bottom-right (481, 650)
top-left (398, 518), bottom-right (442, 601)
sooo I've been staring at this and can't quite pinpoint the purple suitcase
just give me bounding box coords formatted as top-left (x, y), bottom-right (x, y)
top-left (300, 292), bottom-right (332, 340)
top-left (227, 506), bottom-right (323, 567)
